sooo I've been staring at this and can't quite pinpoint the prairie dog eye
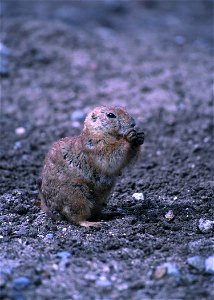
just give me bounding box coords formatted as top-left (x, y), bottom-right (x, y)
top-left (106, 113), bottom-right (116, 118)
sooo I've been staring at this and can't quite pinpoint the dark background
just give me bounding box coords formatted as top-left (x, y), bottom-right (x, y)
top-left (0, 1), bottom-right (213, 299)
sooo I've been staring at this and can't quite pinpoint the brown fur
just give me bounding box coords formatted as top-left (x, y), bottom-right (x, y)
top-left (39, 106), bottom-right (144, 227)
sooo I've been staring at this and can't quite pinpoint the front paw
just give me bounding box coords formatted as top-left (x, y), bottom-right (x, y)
top-left (125, 129), bottom-right (144, 146)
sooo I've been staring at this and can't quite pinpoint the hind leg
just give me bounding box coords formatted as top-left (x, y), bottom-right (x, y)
top-left (59, 184), bottom-right (103, 227)
top-left (40, 183), bottom-right (103, 227)
top-left (61, 200), bottom-right (102, 227)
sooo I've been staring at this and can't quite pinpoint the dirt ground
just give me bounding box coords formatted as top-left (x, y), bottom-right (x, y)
top-left (0, 1), bottom-right (213, 299)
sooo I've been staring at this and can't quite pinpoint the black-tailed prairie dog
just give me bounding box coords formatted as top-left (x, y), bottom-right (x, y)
top-left (39, 106), bottom-right (144, 227)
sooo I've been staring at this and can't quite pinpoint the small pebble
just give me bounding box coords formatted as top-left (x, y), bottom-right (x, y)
top-left (14, 228), bottom-right (26, 236)
top-left (72, 121), bottom-right (81, 128)
top-left (95, 276), bottom-right (112, 288)
top-left (175, 35), bottom-right (186, 45)
top-left (132, 192), bottom-right (144, 201)
top-left (193, 144), bottom-right (201, 152)
top-left (203, 137), bottom-right (210, 143)
top-left (56, 251), bottom-right (71, 260)
top-left (165, 210), bottom-right (174, 221)
top-left (12, 277), bottom-right (31, 290)
top-left (84, 272), bottom-right (97, 281)
top-left (15, 127), bottom-right (26, 137)
top-left (164, 262), bottom-right (180, 277)
top-left (198, 218), bottom-right (214, 233)
top-left (1, 267), bottom-right (13, 276)
top-left (70, 110), bottom-right (86, 122)
top-left (187, 256), bottom-right (205, 272)
top-left (52, 264), bottom-right (58, 271)
top-left (117, 282), bottom-right (129, 291)
top-left (45, 233), bottom-right (54, 239)
top-left (205, 256), bottom-right (214, 274)
top-left (14, 141), bottom-right (22, 150)
top-left (0, 43), bottom-right (10, 56)
top-left (22, 154), bottom-right (29, 161)
top-left (154, 265), bottom-right (167, 279)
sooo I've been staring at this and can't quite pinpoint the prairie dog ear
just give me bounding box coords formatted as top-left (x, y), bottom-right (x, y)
top-left (91, 113), bottom-right (97, 122)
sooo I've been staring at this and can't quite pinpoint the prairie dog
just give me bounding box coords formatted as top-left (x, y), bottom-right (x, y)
top-left (39, 106), bottom-right (144, 227)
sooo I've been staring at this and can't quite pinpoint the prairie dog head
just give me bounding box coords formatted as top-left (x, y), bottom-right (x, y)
top-left (83, 106), bottom-right (136, 138)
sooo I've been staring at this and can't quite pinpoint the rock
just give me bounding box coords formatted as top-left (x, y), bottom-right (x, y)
top-left (165, 210), bottom-right (174, 221)
top-left (117, 282), bottom-right (129, 291)
top-left (198, 218), bottom-right (214, 233)
top-left (95, 276), bottom-right (112, 288)
top-left (71, 121), bottom-right (82, 128)
top-left (14, 141), bottom-right (22, 150)
top-left (84, 272), bottom-right (97, 281)
top-left (70, 110), bottom-right (86, 122)
top-left (22, 154), bottom-right (29, 161)
top-left (1, 267), bottom-right (13, 276)
top-left (187, 256), bottom-right (205, 272)
top-left (154, 265), bottom-right (167, 279)
top-left (15, 127), bottom-right (26, 137)
top-left (164, 262), bottom-right (180, 277)
top-left (12, 277), bottom-right (31, 290)
top-left (0, 43), bottom-right (10, 56)
top-left (203, 136), bottom-right (210, 143)
top-left (132, 192), bottom-right (144, 201)
top-left (56, 251), bottom-right (71, 260)
top-left (175, 35), bottom-right (186, 45)
top-left (205, 256), bottom-right (214, 274)
top-left (14, 228), bottom-right (27, 236)
top-left (45, 233), bottom-right (54, 239)
top-left (193, 144), bottom-right (201, 153)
